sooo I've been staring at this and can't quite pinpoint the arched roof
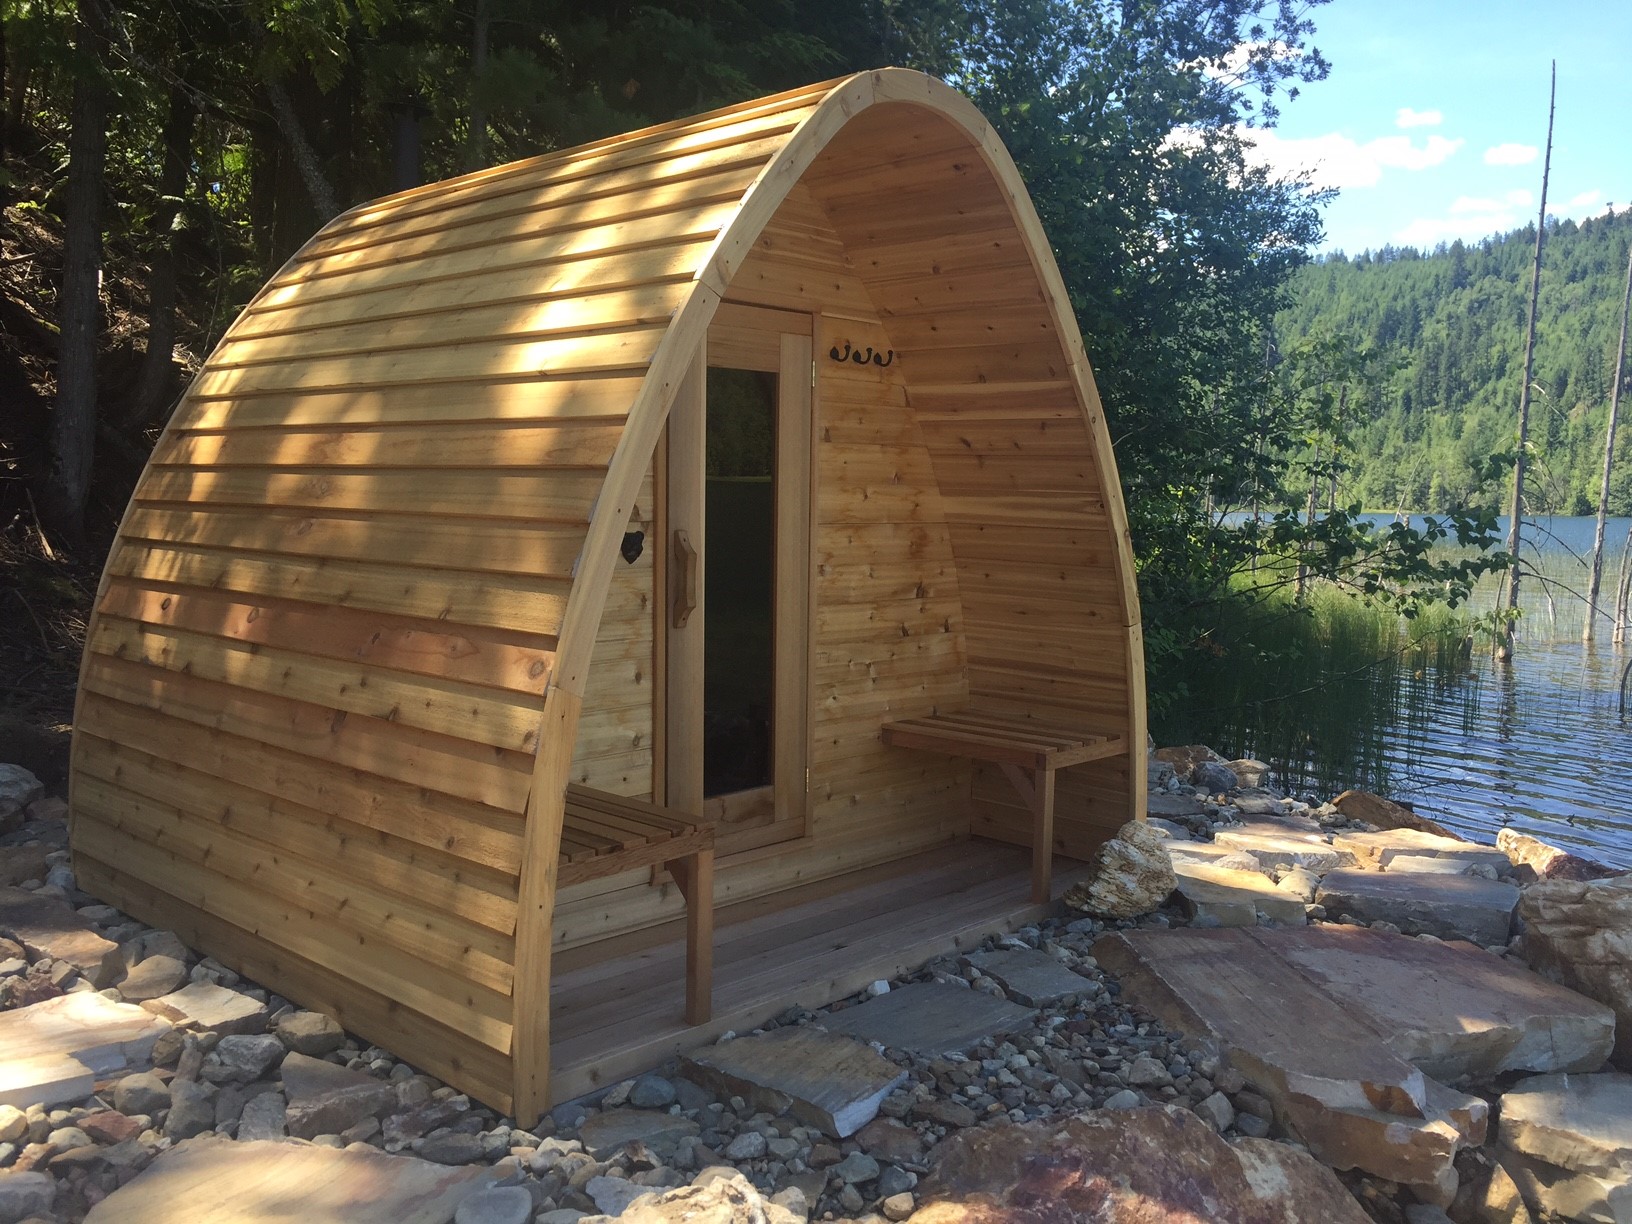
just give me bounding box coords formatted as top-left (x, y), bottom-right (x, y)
top-left (72, 69), bottom-right (1143, 1120)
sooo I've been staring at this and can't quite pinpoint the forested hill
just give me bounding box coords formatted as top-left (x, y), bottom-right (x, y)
top-left (1276, 209), bottom-right (1632, 515)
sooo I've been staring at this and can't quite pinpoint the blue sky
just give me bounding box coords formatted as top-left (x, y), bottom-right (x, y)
top-left (1242, 0), bottom-right (1632, 255)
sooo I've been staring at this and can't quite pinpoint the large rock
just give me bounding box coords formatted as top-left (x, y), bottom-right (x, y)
top-left (819, 981), bottom-right (1035, 1057)
top-left (1315, 869), bottom-right (1518, 945)
top-left (614, 1172), bottom-right (774, 1224)
top-left (962, 948), bottom-right (1093, 1007)
top-left (1499, 830), bottom-right (1626, 883)
top-left (1333, 829), bottom-right (1509, 874)
top-left (1332, 790), bottom-right (1462, 840)
top-left (577, 1109), bottom-right (700, 1160)
top-left (1061, 819), bottom-right (1175, 918)
top-left (1270, 925), bottom-right (1615, 1080)
top-left (682, 1026), bottom-right (907, 1138)
top-left (0, 1171), bottom-right (55, 1224)
top-left (0, 843), bottom-right (51, 888)
top-left (116, 954), bottom-right (189, 1002)
top-left (1497, 1072), bottom-right (1632, 1224)
top-left (1518, 874), bottom-right (1632, 1070)
top-left (911, 1105), bottom-right (1372, 1223)
top-left (0, 765), bottom-right (44, 826)
top-left (1151, 745), bottom-right (1226, 780)
top-left (1213, 821), bottom-right (1355, 873)
top-left (280, 1051), bottom-right (395, 1140)
top-left (0, 990), bottom-right (171, 1109)
top-left (0, 885), bottom-right (123, 986)
top-left (141, 981), bottom-right (270, 1035)
top-left (1171, 861), bottom-right (1307, 928)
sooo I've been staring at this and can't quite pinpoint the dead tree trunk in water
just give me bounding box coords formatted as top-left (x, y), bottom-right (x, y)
top-left (1586, 238), bottom-right (1632, 641)
top-left (1496, 62), bottom-right (1555, 660)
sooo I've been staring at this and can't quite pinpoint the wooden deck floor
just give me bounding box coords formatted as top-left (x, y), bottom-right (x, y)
top-left (548, 839), bottom-right (1090, 1103)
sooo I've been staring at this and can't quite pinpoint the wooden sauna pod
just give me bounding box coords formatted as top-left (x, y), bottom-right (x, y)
top-left (69, 68), bottom-right (1147, 1123)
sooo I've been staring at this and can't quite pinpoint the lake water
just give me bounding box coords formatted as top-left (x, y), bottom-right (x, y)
top-left (1233, 514), bottom-right (1632, 869)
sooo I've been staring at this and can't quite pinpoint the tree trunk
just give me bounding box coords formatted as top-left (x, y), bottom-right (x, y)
top-left (127, 73), bottom-right (196, 430)
top-left (263, 70), bottom-right (339, 220)
top-left (37, 0), bottom-right (111, 548)
top-left (1585, 239), bottom-right (1632, 641)
top-left (1496, 63), bottom-right (1555, 660)
top-left (467, 0), bottom-right (490, 172)
top-left (1615, 524), bottom-right (1632, 646)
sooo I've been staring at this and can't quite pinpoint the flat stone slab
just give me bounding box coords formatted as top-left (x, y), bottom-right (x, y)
top-left (681, 1026), bottom-right (907, 1138)
top-left (962, 948), bottom-right (1094, 1007)
top-left (818, 981), bottom-right (1036, 1057)
top-left (1315, 869), bottom-right (1519, 945)
top-left (83, 1136), bottom-right (501, 1223)
top-left (141, 981), bottom-right (270, 1035)
top-left (0, 885), bottom-right (122, 986)
top-left (280, 1051), bottom-right (395, 1140)
top-left (1146, 794), bottom-right (1207, 819)
top-left (1172, 861), bottom-right (1307, 927)
top-left (0, 990), bottom-right (171, 1109)
top-left (1498, 1072), bottom-right (1632, 1223)
top-left (1094, 927), bottom-right (1482, 1190)
top-left (1270, 925), bottom-right (1616, 1080)
top-left (577, 1109), bottom-right (701, 1159)
top-left (1213, 823), bottom-right (1355, 873)
top-left (1333, 828), bottom-right (1509, 874)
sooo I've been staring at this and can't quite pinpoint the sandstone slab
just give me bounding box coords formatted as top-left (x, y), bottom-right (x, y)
top-left (0, 990), bottom-right (171, 1109)
top-left (1094, 927), bottom-right (1478, 1188)
top-left (962, 948), bottom-right (1092, 1006)
top-left (1147, 793), bottom-right (1208, 819)
top-left (1213, 822), bottom-right (1354, 873)
top-left (116, 954), bottom-right (188, 1002)
top-left (1519, 874), bottom-right (1632, 1070)
top-left (280, 1051), bottom-right (395, 1140)
top-left (577, 1109), bottom-right (700, 1159)
top-left (1333, 828), bottom-right (1509, 873)
top-left (912, 1105), bottom-right (1371, 1224)
top-left (0, 885), bottom-right (122, 986)
top-left (82, 1136), bottom-right (501, 1223)
top-left (1316, 869), bottom-right (1518, 945)
top-left (682, 1026), bottom-right (907, 1138)
top-left (1172, 861), bottom-right (1307, 927)
top-left (0, 843), bottom-right (51, 888)
top-left (818, 981), bottom-right (1035, 1057)
top-left (1498, 1071), bottom-right (1632, 1180)
top-left (1271, 925), bottom-right (1615, 1080)
top-left (1061, 819), bottom-right (1175, 918)
top-left (140, 981), bottom-right (270, 1035)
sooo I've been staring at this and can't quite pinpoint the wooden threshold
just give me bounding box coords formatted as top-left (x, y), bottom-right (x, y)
top-left (547, 839), bottom-right (1090, 1104)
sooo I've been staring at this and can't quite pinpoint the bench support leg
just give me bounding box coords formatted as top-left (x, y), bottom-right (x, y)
top-left (1002, 764), bottom-right (1056, 904)
top-left (668, 848), bottom-right (714, 1026)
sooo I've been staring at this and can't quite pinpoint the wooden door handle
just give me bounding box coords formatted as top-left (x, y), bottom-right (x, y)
top-left (672, 530), bottom-right (698, 628)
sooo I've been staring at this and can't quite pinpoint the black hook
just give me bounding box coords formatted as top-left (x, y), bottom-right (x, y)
top-left (829, 342), bottom-right (851, 362)
top-left (872, 349), bottom-right (895, 367)
top-left (851, 346), bottom-right (873, 365)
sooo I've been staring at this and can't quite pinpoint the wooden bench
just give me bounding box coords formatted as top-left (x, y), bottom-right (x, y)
top-left (880, 711), bottom-right (1128, 904)
top-left (558, 785), bottom-right (715, 1025)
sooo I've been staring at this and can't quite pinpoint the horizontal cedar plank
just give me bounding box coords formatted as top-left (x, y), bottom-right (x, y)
top-left (959, 587), bottom-right (1124, 625)
top-left (809, 774), bottom-right (967, 827)
top-left (828, 203), bottom-right (1019, 251)
top-left (191, 326), bottom-right (670, 400)
top-left (96, 580), bottom-right (555, 696)
top-left (813, 597), bottom-right (962, 640)
top-left (74, 755), bottom-right (517, 974)
top-left (137, 466), bottom-right (602, 523)
top-left (939, 493), bottom-right (1109, 527)
top-left (723, 270), bottom-right (874, 318)
top-left (869, 268), bottom-right (1050, 315)
top-left (568, 749), bottom-right (653, 793)
top-left (73, 817), bottom-right (514, 1049)
top-left (88, 616), bottom-right (545, 752)
top-left (74, 694), bottom-right (525, 873)
top-left (863, 307), bottom-right (1057, 353)
top-left (944, 525), bottom-right (1108, 568)
top-left (956, 567), bottom-right (1126, 609)
top-left (256, 207), bottom-right (736, 313)
top-left (821, 441), bottom-right (938, 483)
top-left (916, 417), bottom-right (1090, 452)
top-left (79, 655), bottom-right (535, 813)
top-left (154, 421), bottom-right (626, 472)
top-left (840, 226), bottom-right (1029, 277)
top-left (930, 453), bottom-right (1102, 493)
top-left (107, 542), bottom-right (572, 637)
top-left (905, 383), bottom-right (1082, 421)
top-left (570, 708), bottom-right (652, 760)
top-left (893, 341), bottom-right (1068, 385)
top-left (120, 507), bottom-right (586, 585)
top-left (815, 520), bottom-right (958, 554)
top-left (816, 574), bottom-right (961, 608)
top-left (216, 285), bottom-right (690, 372)
top-left (321, 98), bottom-right (816, 243)
top-left (817, 481), bottom-right (941, 525)
top-left (74, 856), bottom-right (514, 1112)
top-left (173, 372), bottom-right (645, 425)
top-left (74, 732), bottom-right (518, 933)
top-left (812, 679), bottom-right (968, 725)
top-left (300, 141), bottom-right (782, 264)
top-left (287, 168), bottom-right (757, 281)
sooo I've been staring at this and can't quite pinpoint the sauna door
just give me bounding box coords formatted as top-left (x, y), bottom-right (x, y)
top-left (663, 305), bottom-right (813, 855)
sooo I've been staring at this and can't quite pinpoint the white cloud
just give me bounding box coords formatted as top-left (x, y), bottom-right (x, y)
top-left (1238, 128), bottom-right (1465, 190)
top-left (1394, 188), bottom-right (1609, 250)
top-left (1449, 189), bottom-right (1532, 214)
top-left (1568, 188), bottom-right (1603, 209)
top-left (1395, 107), bottom-right (1443, 129)
top-left (1484, 142), bottom-right (1538, 166)
top-left (1395, 213), bottom-right (1518, 247)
